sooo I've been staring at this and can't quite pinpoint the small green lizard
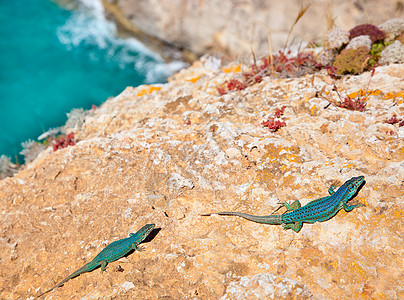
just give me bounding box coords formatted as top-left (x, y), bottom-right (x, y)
top-left (202, 176), bottom-right (365, 232)
top-left (37, 223), bottom-right (155, 298)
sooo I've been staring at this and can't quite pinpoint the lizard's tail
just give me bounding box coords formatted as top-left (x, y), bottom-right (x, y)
top-left (201, 211), bottom-right (282, 225)
top-left (37, 263), bottom-right (91, 298)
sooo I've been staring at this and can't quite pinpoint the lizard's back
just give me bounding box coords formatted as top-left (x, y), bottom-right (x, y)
top-left (282, 176), bottom-right (364, 223)
top-left (282, 195), bottom-right (341, 223)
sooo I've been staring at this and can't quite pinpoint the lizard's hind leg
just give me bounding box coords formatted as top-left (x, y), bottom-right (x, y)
top-left (100, 261), bottom-right (108, 272)
top-left (283, 221), bottom-right (303, 233)
top-left (278, 200), bottom-right (301, 212)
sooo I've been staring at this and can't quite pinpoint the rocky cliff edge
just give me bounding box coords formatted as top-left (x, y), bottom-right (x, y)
top-left (1, 58), bottom-right (403, 299)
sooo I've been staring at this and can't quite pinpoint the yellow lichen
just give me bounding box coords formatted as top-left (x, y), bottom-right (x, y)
top-left (324, 260), bottom-right (339, 269)
top-left (310, 105), bottom-right (318, 115)
top-left (393, 210), bottom-right (403, 219)
top-left (223, 64), bottom-right (241, 73)
top-left (331, 261), bottom-right (338, 269)
top-left (350, 260), bottom-right (366, 276)
top-left (286, 153), bottom-right (300, 163)
top-left (342, 163), bottom-right (356, 169)
top-left (347, 89), bottom-right (381, 99)
top-left (185, 76), bottom-right (201, 83)
top-left (370, 210), bottom-right (387, 226)
top-left (382, 91), bottom-right (404, 100)
top-left (136, 85), bottom-right (162, 97)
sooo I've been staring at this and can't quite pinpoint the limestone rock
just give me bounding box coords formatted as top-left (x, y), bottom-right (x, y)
top-left (379, 18), bottom-right (404, 41)
top-left (380, 40), bottom-right (404, 65)
top-left (346, 35), bottom-right (372, 50)
top-left (326, 27), bottom-right (350, 49)
top-left (101, 0), bottom-right (403, 57)
top-left (0, 60), bottom-right (403, 299)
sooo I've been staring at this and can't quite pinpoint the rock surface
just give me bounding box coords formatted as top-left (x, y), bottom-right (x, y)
top-left (1, 59), bottom-right (403, 299)
top-left (101, 0), bottom-right (403, 57)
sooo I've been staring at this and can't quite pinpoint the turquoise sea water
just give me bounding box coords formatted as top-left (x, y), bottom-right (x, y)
top-left (0, 0), bottom-right (182, 163)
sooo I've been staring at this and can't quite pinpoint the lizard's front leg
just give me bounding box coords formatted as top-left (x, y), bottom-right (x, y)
top-left (328, 180), bottom-right (340, 195)
top-left (133, 245), bottom-right (145, 251)
top-left (343, 202), bottom-right (364, 212)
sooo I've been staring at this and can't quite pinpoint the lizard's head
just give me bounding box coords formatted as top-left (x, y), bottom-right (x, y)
top-left (139, 224), bottom-right (155, 240)
top-left (344, 176), bottom-right (365, 199)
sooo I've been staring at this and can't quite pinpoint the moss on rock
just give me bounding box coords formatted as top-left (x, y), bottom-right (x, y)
top-left (332, 47), bottom-right (371, 75)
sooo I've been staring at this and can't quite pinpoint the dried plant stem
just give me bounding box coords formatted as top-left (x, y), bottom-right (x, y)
top-left (283, 3), bottom-right (311, 51)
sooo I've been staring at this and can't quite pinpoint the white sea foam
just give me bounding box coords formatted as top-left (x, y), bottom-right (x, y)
top-left (57, 0), bottom-right (186, 82)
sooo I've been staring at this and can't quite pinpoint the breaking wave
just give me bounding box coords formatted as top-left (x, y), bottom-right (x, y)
top-left (57, 0), bottom-right (186, 82)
